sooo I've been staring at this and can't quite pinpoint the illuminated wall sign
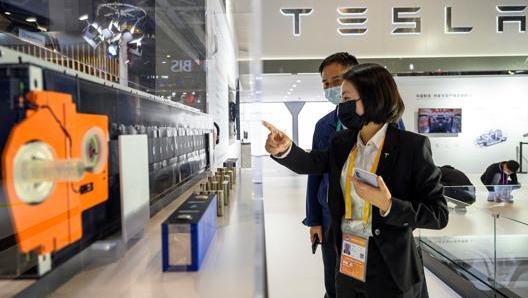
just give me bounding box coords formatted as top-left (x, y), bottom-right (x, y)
top-left (280, 8), bottom-right (313, 36)
top-left (266, 1), bottom-right (527, 58)
top-left (337, 8), bottom-right (367, 35)
top-left (280, 6), bottom-right (526, 36)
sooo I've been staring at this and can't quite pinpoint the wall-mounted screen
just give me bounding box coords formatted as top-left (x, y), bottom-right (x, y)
top-left (418, 108), bottom-right (462, 134)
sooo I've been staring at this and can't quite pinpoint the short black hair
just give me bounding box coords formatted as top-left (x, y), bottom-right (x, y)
top-left (318, 52), bottom-right (359, 74)
top-left (506, 160), bottom-right (520, 172)
top-left (341, 63), bottom-right (404, 125)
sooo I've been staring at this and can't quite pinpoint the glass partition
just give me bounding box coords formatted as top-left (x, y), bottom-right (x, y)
top-left (0, 1), bottom-right (222, 296)
top-left (0, 0), bottom-right (207, 111)
top-left (418, 184), bottom-right (528, 298)
top-left (494, 209), bottom-right (528, 297)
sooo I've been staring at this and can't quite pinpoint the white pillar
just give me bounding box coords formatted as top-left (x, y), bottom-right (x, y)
top-left (119, 39), bottom-right (128, 86)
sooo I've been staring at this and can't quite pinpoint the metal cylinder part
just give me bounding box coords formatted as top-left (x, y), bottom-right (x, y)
top-left (222, 181), bottom-right (229, 206)
top-left (215, 190), bottom-right (225, 217)
top-left (16, 159), bottom-right (85, 183)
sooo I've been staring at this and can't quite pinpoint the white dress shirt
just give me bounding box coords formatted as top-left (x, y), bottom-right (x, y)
top-left (340, 124), bottom-right (388, 237)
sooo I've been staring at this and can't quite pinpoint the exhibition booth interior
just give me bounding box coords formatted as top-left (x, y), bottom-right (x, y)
top-left (0, 0), bottom-right (241, 297)
top-left (240, 73), bottom-right (528, 297)
top-left (0, 0), bottom-right (528, 297)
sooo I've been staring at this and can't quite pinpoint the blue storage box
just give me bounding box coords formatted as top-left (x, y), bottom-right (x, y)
top-left (161, 193), bottom-right (217, 271)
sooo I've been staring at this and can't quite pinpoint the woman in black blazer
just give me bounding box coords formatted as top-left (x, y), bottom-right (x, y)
top-left (264, 63), bottom-right (448, 298)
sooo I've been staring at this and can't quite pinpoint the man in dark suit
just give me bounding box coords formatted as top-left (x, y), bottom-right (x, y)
top-left (480, 160), bottom-right (520, 203)
top-left (264, 64), bottom-right (448, 298)
top-left (304, 52), bottom-right (358, 298)
top-left (439, 165), bottom-right (475, 205)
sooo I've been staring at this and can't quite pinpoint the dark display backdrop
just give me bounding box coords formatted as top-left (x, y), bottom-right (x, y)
top-left (0, 64), bottom-right (210, 277)
top-left (0, 65), bottom-right (35, 277)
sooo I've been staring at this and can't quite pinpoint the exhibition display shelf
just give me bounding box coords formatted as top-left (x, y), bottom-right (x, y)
top-left (0, 167), bottom-right (266, 298)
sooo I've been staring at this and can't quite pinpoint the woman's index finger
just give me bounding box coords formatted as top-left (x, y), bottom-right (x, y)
top-left (262, 120), bottom-right (278, 133)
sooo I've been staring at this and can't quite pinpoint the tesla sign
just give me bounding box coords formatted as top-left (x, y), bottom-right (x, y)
top-left (280, 6), bottom-right (526, 36)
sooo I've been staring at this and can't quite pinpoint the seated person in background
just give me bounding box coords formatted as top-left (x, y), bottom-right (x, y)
top-left (480, 160), bottom-right (521, 203)
top-left (440, 165), bottom-right (476, 205)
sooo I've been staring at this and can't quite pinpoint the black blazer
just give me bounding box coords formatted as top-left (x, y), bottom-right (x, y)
top-left (273, 124), bottom-right (448, 292)
top-left (480, 162), bottom-right (520, 187)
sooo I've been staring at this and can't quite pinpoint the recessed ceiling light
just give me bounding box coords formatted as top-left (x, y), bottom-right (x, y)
top-left (296, 79), bottom-right (301, 83)
top-left (4, 11), bottom-right (11, 15)
top-left (292, 84), bottom-right (297, 88)
top-left (26, 17), bottom-right (37, 22)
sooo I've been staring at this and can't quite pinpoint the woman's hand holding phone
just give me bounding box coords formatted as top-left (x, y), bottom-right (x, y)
top-left (352, 168), bottom-right (392, 213)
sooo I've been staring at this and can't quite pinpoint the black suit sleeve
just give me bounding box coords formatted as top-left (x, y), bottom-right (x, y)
top-left (271, 143), bottom-right (330, 175)
top-left (380, 137), bottom-right (448, 230)
top-left (509, 172), bottom-right (520, 186)
top-left (480, 165), bottom-right (494, 185)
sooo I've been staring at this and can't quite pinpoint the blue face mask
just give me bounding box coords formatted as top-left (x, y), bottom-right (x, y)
top-left (324, 86), bottom-right (341, 105)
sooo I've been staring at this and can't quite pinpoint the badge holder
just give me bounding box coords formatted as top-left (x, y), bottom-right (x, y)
top-left (339, 233), bottom-right (369, 282)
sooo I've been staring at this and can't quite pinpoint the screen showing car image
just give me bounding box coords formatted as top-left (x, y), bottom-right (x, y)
top-left (418, 108), bottom-right (462, 134)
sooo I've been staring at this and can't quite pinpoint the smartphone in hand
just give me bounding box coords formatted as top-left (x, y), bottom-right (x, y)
top-left (353, 168), bottom-right (379, 188)
top-left (311, 234), bottom-right (321, 254)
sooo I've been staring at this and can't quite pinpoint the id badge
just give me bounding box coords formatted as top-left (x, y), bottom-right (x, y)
top-left (339, 233), bottom-right (369, 282)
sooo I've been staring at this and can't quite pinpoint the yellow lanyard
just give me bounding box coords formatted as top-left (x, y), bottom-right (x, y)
top-left (344, 138), bottom-right (385, 223)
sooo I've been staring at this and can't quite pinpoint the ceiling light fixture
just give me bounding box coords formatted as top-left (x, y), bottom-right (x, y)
top-left (82, 23), bottom-right (103, 48)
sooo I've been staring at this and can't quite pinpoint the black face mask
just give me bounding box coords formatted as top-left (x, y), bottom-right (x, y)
top-left (337, 101), bottom-right (365, 129)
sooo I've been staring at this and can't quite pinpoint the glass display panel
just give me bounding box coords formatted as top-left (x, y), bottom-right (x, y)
top-left (0, 0), bottom-right (206, 111)
top-left (419, 184), bottom-right (528, 298)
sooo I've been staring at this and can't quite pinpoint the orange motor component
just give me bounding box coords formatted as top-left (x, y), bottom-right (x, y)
top-left (1, 91), bottom-right (109, 255)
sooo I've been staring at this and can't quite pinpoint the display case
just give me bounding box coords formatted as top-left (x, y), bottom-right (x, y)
top-left (0, 46), bottom-right (212, 287)
top-left (418, 185), bottom-right (528, 298)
